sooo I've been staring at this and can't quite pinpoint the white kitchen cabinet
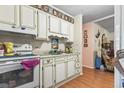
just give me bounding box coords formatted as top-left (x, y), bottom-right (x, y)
top-left (68, 23), bottom-right (74, 42)
top-left (42, 65), bottom-right (54, 88)
top-left (67, 60), bottom-right (75, 78)
top-left (0, 5), bottom-right (37, 35)
top-left (49, 16), bottom-right (60, 34)
top-left (55, 62), bottom-right (66, 83)
top-left (60, 20), bottom-right (69, 35)
top-left (20, 6), bottom-right (37, 30)
top-left (37, 11), bottom-right (47, 40)
top-left (0, 5), bottom-right (17, 27)
top-left (41, 54), bottom-right (80, 88)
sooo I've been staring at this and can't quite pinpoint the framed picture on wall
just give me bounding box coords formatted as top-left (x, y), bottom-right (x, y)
top-left (83, 35), bottom-right (88, 38)
top-left (84, 39), bottom-right (88, 43)
top-left (84, 44), bottom-right (88, 47)
top-left (42, 5), bottom-right (49, 12)
top-left (57, 12), bottom-right (62, 18)
top-left (49, 7), bottom-right (53, 14)
top-left (53, 9), bottom-right (58, 16)
top-left (83, 30), bottom-right (88, 47)
top-left (62, 14), bottom-right (65, 19)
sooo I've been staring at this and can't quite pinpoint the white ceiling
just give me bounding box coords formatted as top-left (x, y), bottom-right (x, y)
top-left (54, 5), bottom-right (114, 23)
top-left (96, 17), bottom-right (114, 32)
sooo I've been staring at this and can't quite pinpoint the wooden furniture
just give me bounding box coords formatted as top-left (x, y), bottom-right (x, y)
top-left (102, 54), bottom-right (114, 71)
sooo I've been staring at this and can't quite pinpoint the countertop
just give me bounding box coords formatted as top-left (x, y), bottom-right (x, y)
top-left (0, 53), bottom-right (79, 62)
top-left (40, 53), bottom-right (80, 58)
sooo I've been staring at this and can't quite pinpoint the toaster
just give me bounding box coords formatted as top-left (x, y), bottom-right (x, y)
top-left (14, 44), bottom-right (33, 56)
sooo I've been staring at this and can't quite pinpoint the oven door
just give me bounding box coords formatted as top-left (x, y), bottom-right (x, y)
top-left (0, 60), bottom-right (39, 88)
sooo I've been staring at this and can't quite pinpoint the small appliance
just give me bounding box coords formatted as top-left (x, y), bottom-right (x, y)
top-left (4, 42), bottom-right (14, 56)
top-left (65, 42), bottom-right (73, 53)
top-left (14, 44), bottom-right (33, 56)
top-left (49, 37), bottom-right (63, 55)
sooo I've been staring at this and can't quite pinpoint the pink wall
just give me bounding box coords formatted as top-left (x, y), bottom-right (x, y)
top-left (83, 23), bottom-right (94, 68)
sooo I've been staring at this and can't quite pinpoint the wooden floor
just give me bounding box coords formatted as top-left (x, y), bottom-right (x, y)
top-left (60, 67), bottom-right (114, 88)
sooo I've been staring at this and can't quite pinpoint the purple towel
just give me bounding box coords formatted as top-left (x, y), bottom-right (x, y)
top-left (21, 58), bottom-right (40, 70)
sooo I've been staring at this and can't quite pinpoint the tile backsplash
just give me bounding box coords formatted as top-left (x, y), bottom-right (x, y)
top-left (0, 33), bottom-right (65, 53)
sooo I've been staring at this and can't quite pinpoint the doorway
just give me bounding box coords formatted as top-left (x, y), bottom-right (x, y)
top-left (94, 16), bottom-right (114, 72)
top-left (82, 15), bottom-right (114, 88)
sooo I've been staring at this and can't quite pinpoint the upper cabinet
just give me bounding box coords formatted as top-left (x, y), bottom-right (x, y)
top-left (68, 23), bottom-right (74, 42)
top-left (0, 5), bottom-right (74, 41)
top-left (60, 20), bottom-right (69, 35)
top-left (0, 5), bottom-right (37, 35)
top-left (0, 5), bottom-right (16, 26)
top-left (49, 16), bottom-right (60, 34)
top-left (37, 11), bottom-right (48, 40)
top-left (20, 6), bottom-right (37, 30)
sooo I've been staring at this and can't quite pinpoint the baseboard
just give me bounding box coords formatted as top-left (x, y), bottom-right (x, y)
top-left (83, 65), bottom-right (94, 69)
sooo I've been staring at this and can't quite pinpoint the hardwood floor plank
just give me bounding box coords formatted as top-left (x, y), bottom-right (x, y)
top-left (60, 67), bottom-right (114, 88)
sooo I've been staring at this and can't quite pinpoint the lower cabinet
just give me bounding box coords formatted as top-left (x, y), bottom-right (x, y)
top-left (42, 64), bottom-right (54, 88)
top-left (55, 62), bottom-right (67, 84)
top-left (41, 54), bottom-right (80, 88)
top-left (67, 60), bottom-right (75, 78)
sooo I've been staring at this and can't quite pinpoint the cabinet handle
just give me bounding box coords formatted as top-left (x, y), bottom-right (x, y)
top-left (11, 25), bottom-right (16, 28)
top-left (21, 27), bottom-right (26, 30)
top-left (47, 60), bottom-right (50, 63)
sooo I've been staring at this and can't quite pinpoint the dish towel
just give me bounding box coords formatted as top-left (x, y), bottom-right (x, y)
top-left (21, 58), bottom-right (40, 70)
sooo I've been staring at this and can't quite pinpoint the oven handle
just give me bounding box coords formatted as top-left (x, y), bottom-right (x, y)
top-left (0, 60), bottom-right (21, 66)
top-left (0, 58), bottom-right (40, 66)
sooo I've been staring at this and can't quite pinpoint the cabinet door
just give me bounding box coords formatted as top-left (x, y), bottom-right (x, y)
top-left (0, 5), bottom-right (16, 25)
top-left (67, 60), bottom-right (75, 78)
top-left (68, 23), bottom-right (74, 42)
top-left (49, 16), bottom-right (60, 34)
top-left (55, 62), bottom-right (66, 83)
top-left (37, 11), bottom-right (47, 39)
top-left (43, 65), bottom-right (54, 88)
top-left (60, 20), bottom-right (69, 35)
top-left (20, 6), bottom-right (36, 29)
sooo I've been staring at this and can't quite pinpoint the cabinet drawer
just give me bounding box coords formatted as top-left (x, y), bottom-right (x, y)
top-left (55, 57), bottom-right (67, 62)
top-left (68, 55), bottom-right (77, 60)
top-left (42, 58), bottom-right (53, 65)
